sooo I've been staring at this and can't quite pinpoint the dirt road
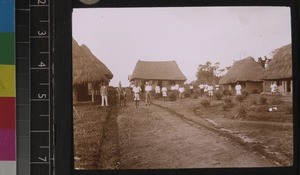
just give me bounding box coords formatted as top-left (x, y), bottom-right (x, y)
top-left (117, 102), bottom-right (276, 169)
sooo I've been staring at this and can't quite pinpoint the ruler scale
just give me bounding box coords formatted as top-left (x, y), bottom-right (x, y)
top-left (16, 0), bottom-right (30, 174)
top-left (29, 0), bottom-right (54, 174)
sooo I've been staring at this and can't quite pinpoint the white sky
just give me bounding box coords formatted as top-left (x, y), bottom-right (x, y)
top-left (72, 7), bottom-right (291, 87)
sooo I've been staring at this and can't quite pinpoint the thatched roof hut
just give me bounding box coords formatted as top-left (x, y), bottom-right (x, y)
top-left (219, 57), bottom-right (264, 85)
top-left (72, 39), bottom-right (113, 85)
top-left (259, 44), bottom-right (292, 80)
top-left (129, 60), bottom-right (186, 81)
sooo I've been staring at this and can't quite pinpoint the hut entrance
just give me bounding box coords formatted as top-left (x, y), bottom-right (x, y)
top-left (287, 80), bottom-right (291, 92)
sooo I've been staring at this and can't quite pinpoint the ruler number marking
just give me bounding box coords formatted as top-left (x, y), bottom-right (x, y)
top-left (38, 93), bottom-right (47, 99)
top-left (38, 31), bottom-right (47, 36)
top-left (38, 156), bottom-right (47, 162)
top-left (38, 61), bottom-right (46, 67)
top-left (37, 0), bottom-right (47, 5)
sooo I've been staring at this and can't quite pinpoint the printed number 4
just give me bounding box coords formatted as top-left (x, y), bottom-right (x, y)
top-left (38, 62), bottom-right (46, 67)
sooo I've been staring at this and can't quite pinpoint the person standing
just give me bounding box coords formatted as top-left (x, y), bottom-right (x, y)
top-left (235, 82), bottom-right (242, 96)
top-left (132, 83), bottom-right (142, 109)
top-left (189, 85), bottom-right (194, 94)
top-left (162, 86), bottom-right (168, 101)
top-left (155, 85), bottom-right (161, 94)
top-left (145, 82), bottom-right (152, 105)
top-left (100, 82), bottom-right (108, 106)
top-left (199, 84), bottom-right (204, 97)
top-left (270, 82), bottom-right (277, 96)
top-left (179, 86), bottom-right (185, 101)
top-left (208, 84), bottom-right (214, 100)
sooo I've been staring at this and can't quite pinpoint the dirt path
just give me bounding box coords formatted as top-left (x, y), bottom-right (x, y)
top-left (117, 102), bottom-right (276, 169)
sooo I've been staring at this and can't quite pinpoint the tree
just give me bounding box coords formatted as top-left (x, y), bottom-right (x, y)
top-left (195, 61), bottom-right (224, 85)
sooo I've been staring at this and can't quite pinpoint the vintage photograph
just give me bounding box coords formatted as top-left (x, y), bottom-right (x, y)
top-left (72, 7), bottom-right (292, 169)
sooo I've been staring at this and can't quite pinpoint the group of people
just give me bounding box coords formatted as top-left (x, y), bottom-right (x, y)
top-left (198, 84), bottom-right (220, 99)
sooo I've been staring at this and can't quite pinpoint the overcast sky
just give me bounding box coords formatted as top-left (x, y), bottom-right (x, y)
top-left (72, 7), bottom-right (291, 87)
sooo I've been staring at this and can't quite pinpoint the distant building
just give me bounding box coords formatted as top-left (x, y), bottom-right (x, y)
top-left (259, 44), bottom-right (292, 94)
top-left (219, 57), bottom-right (264, 94)
top-left (72, 38), bottom-right (113, 102)
top-left (129, 60), bottom-right (186, 88)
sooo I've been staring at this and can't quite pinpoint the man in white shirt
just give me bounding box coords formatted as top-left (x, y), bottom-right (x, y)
top-left (270, 82), bottom-right (277, 96)
top-left (145, 82), bottom-right (152, 105)
top-left (235, 82), bottom-right (242, 96)
top-left (155, 85), bottom-right (160, 94)
top-left (189, 85), bottom-right (194, 94)
top-left (132, 83), bottom-right (142, 109)
top-left (179, 86), bottom-right (185, 101)
top-left (161, 86), bottom-right (168, 101)
top-left (199, 84), bottom-right (204, 97)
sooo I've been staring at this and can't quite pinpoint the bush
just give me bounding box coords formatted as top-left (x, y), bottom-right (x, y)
top-left (184, 91), bottom-right (191, 98)
top-left (270, 96), bottom-right (284, 105)
top-left (168, 91), bottom-right (177, 101)
top-left (235, 94), bottom-right (245, 103)
top-left (259, 96), bottom-right (268, 105)
top-left (249, 97), bottom-right (257, 105)
top-left (285, 105), bottom-right (293, 114)
top-left (241, 90), bottom-right (249, 98)
top-left (191, 93), bottom-right (199, 99)
top-left (200, 98), bottom-right (211, 108)
top-left (222, 96), bottom-right (234, 111)
top-left (235, 104), bottom-right (248, 118)
top-left (154, 93), bottom-right (161, 99)
top-left (222, 89), bottom-right (233, 96)
top-left (214, 91), bottom-right (223, 100)
top-left (252, 89), bottom-right (259, 94)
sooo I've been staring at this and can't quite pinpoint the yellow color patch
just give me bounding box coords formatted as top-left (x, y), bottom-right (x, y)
top-left (0, 65), bottom-right (15, 97)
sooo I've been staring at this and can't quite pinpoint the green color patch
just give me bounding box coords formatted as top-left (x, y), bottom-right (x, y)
top-left (0, 33), bottom-right (15, 65)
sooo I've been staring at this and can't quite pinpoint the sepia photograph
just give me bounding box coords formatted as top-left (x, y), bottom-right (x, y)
top-left (72, 7), bottom-right (293, 170)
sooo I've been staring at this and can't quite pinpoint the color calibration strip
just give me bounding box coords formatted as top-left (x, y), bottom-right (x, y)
top-left (0, 0), bottom-right (16, 174)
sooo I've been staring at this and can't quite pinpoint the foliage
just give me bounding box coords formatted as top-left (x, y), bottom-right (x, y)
top-left (285, 105), bottom-right (293, 114)
top-left (270, 96), bottom-right (284, 105)
top-left (241, 90), bottom-right (249, 98)
top-left (200, 98), bottom-right (211, 108)
top-left (222, 89), bottom-right (233, 96)
top-left (259, 96), bottom-right (268, 105)
top-left (191, 93), bottom-right (199, 99)
top-left (235, 94), bottom-right (246, 103)
top-left (214, 91), bottom-right (223, 100)
top-left (235, 104), bottom-right (248, 118)
top-left (195, 61), bottom-right (225, 85)
top-left (222, 96), bottom-right (234, 111)
top-left (184, 91), bottom-right (191, 98)
top-left (249, 97), bottom-right (257, 105)
top-left (168, 91), bottom-right (177, 101)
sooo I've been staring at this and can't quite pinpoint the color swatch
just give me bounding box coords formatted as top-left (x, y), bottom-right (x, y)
top-left (0, 0), bottom-right (16, 174)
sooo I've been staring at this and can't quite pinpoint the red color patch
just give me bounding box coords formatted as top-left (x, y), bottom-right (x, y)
top-left (0, 97), bottom-right (15, 129)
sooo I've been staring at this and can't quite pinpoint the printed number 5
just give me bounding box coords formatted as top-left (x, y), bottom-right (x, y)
top-left (38, 93), bottom-right (47, 99)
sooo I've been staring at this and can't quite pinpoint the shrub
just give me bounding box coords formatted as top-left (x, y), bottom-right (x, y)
top-left (222, 96), bottom-right (234, 111)
top-left (249, 97), bottom-right (257, 105)
top-left (235, 94), bottom-right (245, 103)
top-left (168, 91), bottom-right (177, 101)
top-left (191, 93), bottom-right (199, 99)
top-left (252, 89), bottom-right (259, 94)
top-left (214, 91), bottom-right (223, 100)
top-left (222, 89), bottom-right (233, 96)
top-left (235, 104), bottom-right (248, 118)
top-left (259, 96), bottom-right (268, 105)
top-left (270, 96), bottom-right (284, 105)
top-left (184, 91), bottom-right (191, 98)
top-left (200, 98), bottom-right (211, 108)
top-left (285, 105), bottom-right (293, 114)
top-left (154, 93), bottom-right (161, 99)
top-left (241, 90), bottom-right (249, 98)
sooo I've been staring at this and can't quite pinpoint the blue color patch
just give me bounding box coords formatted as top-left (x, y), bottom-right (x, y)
top-left (0, 0), bottom-right (15, 32)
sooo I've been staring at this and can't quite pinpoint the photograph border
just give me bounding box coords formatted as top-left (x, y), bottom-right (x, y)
top-left (53, 0), bottom-right (300, 175)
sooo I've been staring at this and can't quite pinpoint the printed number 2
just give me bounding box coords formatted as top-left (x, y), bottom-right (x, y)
top-left (38, 0), bottom-right (47, 4)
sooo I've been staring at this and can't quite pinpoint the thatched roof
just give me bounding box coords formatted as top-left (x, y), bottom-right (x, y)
top-left (129, 60), bottom-right (187, 81)
top-left (219, 57), bottom-right (264, 84)
top-left (72, 39), bottom-right (113, 85)
top-left (259, 44), bottom-right (292, 80)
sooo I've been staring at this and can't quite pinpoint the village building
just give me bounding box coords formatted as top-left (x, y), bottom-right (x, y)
top-left (259, 44), bottom-right (292, 95)
top-left (129, 60), bottom-right (187, 89)
top-left (219, 57), bottom-right (264, 94)
top-left (72, 38), bottom-right (113, 102)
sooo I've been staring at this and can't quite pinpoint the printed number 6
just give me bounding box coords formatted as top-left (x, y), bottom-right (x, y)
top-left (38, 93), bottom-right (47, 99)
